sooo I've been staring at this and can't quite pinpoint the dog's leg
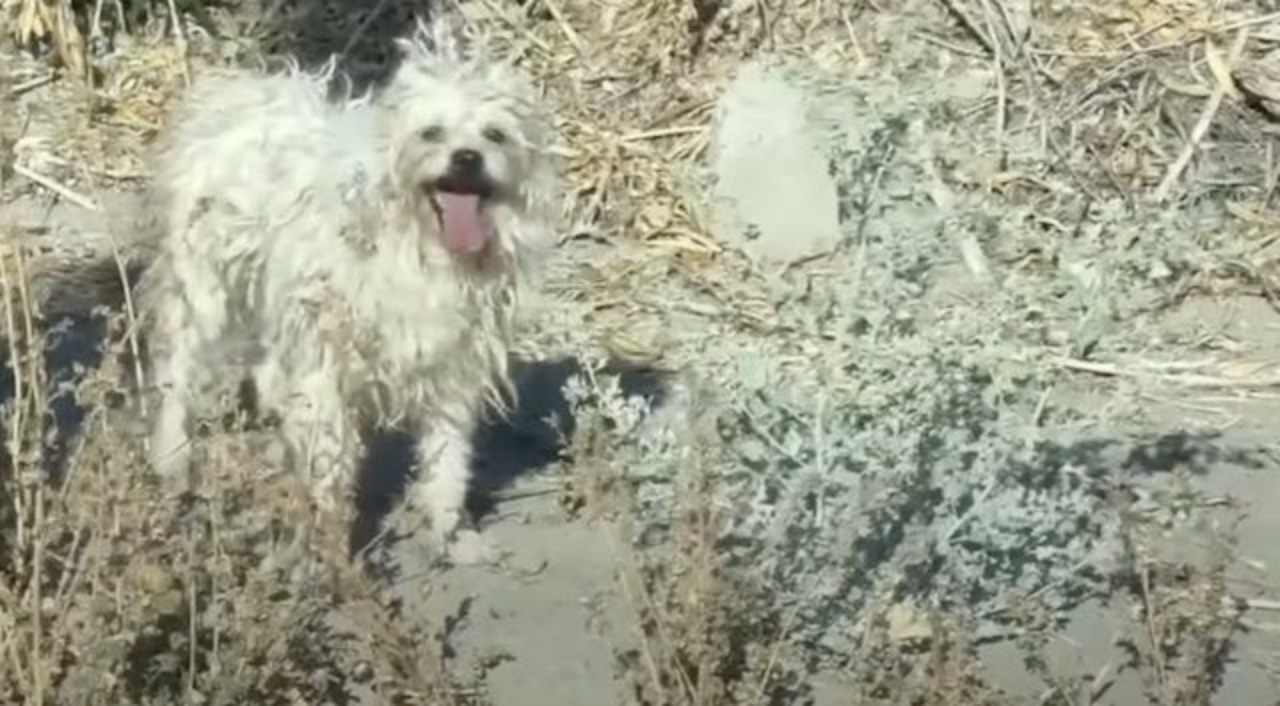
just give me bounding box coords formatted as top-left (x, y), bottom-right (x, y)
top-left (145, 237), bottom-right (235, 483)
top-left (411, 410), bottom-right (473, 541)
top-left (278, 367), bottom-right (359, 518)
top-left (250, 358), bottom-right (284, 421)
top-left (408, 395), bottom-right (497, 565)
top-left (147, 300), bottom-right (201, 481)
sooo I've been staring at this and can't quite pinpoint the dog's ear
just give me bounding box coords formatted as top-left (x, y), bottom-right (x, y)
top-left (395, 12), bottom-right (472, 69)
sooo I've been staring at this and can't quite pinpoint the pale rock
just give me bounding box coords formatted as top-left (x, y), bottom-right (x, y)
top-left (709, 60), bottom-right (842, 263)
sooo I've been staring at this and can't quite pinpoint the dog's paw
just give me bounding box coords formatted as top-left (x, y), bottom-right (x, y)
top-left (424, 504), bottom-right (462, 539)
top-left (148, 444), bottom-right (193, 499)
top-left (308, 476), bottom-right (350, 520)
top-left (423, 510), bottom-right (503, 567)
top-left (442, 527), bottom-right (502, 567)
top-left (147, 434), bottom-right (191, 479)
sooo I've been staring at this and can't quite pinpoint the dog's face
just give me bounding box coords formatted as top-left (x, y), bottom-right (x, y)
top-left (381, 29), bottom-right (555, 262)
top-left (387, 77), bottom-right (531, 257)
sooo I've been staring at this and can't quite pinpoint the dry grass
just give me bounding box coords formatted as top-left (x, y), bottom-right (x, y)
top-left (3, 0), bottom-right (1280, 703)
top-left (0, 253), bottom-right (476, 703)
top-left (558, 367), bottom-right (790, 706)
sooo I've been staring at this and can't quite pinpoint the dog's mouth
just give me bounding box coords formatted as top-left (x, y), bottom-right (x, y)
top-left (425, 176), bottom-right (497, 257)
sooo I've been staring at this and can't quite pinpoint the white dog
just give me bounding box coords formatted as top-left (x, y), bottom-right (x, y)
top-left (137, 17), bottom-right (559, 556)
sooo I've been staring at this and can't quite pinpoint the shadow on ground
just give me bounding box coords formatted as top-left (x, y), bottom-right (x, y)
top-left (0, 311), bottom-right (119, 479)
top-left (240, 0), bottom-right (437, 97)
top-left (208, 0), bottom-right (551, 97)
top-left (349, 356), bottom-right (672, 553)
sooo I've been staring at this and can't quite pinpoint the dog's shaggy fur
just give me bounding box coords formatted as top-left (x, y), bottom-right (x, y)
top-left (139, 18), bottom-right (559, 552)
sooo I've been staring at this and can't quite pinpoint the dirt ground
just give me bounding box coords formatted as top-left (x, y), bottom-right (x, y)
top-left (6, 0), bottom-right (1280, 704)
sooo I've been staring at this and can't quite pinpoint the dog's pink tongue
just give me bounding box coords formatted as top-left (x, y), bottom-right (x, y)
top-left (437, 193), bottom-right (491, 255)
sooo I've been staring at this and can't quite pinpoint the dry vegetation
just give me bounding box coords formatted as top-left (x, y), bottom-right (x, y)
top-left (4, 0), bottom-right (1280, 704)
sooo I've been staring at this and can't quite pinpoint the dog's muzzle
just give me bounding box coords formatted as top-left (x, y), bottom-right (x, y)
top-left (425, 149), bottom-right (498, 257)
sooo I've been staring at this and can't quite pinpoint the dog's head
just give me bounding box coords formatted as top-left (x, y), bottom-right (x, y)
top-left (379, 17), bottom-right (558, 264)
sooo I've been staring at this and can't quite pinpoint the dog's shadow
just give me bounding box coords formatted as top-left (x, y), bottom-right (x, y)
top-left (350, 356), bottom-right (671, 553)
top-left (0, 311), bottom-right (118, 480)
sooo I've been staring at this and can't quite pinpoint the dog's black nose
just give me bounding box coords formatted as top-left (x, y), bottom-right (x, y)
top-left (450, 149), bottom-right (484, 173)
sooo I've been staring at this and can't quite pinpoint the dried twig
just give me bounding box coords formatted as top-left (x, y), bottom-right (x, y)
top-left (1051, 355), bottom-right (1280, 390)
top-left (8, 75), bottom-right (55, 97)
top-left (934, 0), bottom-right (995, 56)
top-left (165, 0), bottom-right (191, 86)
top-left (1151, 29), bottom-right (1251, 202)
top-left (13, 164), bottom-right (100, 211)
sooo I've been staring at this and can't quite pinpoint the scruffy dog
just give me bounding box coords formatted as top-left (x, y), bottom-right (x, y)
top-left (138, 17), bottom-right (559, 557)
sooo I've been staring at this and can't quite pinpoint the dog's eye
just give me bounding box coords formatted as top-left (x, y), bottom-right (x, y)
top-left (419, 126), bottom-right (444, 142)
top-left (482, 126), bottom-right (508, 144)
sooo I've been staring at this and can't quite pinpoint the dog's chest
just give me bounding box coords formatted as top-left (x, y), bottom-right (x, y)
top-left (326, 256), bottom-right (477, 376)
